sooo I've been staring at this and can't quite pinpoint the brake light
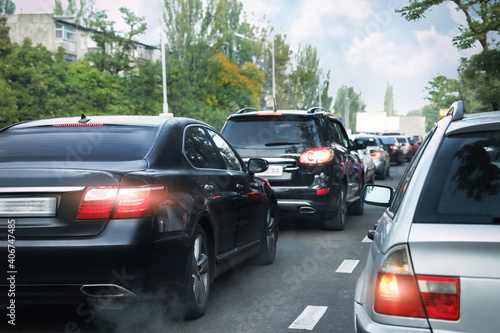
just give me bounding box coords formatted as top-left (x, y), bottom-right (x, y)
top-left (417, 275), bottom-right (460, 320)
top-left (256, 112), bottom-right (284, 116)
top-left (316, 188), bottom-right (329, 195)
top-left (390, 145), bottom-right (399, 150)
top-left (299, 148), bottom-right (334, 165)
top-left (371, 151), bottom-right (382, 158)
top-left (52, 123), bottom-right (104, 127)
top-left (76, 185), bottom-right (167, 220)
top-left (374, 245), bottom-right (460, 321)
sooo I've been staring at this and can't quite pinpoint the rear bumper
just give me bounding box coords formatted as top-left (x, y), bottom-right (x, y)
top-left (354, 303), bottom-right (431, 333)
top-left (273, 185), bottom-right (340, 218)
top-left (0, 219), bottom-right (191, 304)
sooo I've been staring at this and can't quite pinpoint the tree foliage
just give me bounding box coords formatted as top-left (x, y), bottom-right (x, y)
top-left (333, 85), bottom-right (366, 132)
top-left (0, 0), bottom-right (15, 15)
top-left (384, 83), bottom-right (395, 116)
top-left (397, 0), bottom-right (500, 51)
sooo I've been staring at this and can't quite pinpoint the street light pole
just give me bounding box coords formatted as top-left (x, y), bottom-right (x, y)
top-left (234, 33), bottom-right (276, 103)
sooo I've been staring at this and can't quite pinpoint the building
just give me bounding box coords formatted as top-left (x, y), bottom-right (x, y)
top-left (5, 13), bottom-right (160, 64)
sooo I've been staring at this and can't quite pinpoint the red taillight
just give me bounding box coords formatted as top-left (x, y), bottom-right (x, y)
top-left (52, 123), bottom-right (104, 127)
top-left (76, 185), bottom-right (167, 220)
top-left (417, 275), bottom-right (460, 320)
top-left (371, 151), bottom-right (382, 158)
top-left (374, 245), bottom-right (460, 321)
top-left (316, 188), bottom-right (329, 195)
top-left (299, 148), bottom-right (334, 165)
top-left (390, 145), bottom-right (399, 150)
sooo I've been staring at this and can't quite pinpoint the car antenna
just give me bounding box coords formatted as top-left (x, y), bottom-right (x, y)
top-left (79, 114), bottom-right (90, 123)
top-left (273, 97), bottom-right (278, 113)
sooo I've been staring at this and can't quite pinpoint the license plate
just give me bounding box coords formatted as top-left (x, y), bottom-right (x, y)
top-left (0, 197), bottom-right (57, 217)
top-left (255, 165), bottom-right (283, 177)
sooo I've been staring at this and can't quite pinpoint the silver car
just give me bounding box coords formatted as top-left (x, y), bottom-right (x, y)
top-left (355, 101), bottom-right (500, 333)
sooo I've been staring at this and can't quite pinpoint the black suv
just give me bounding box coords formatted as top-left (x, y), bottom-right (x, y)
top-left (221, 107), bottom-right (365, 230)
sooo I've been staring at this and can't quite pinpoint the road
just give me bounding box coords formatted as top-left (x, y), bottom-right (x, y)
top-left (0, 164), bottom-right (407, 333)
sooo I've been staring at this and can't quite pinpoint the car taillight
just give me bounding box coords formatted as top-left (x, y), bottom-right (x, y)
top-left (371, 151), bottom-right (382, 158)
top-left (76, 185), bottom-right (167, 220)
top-left (390, 145), bottom-right (399, 150)
top-left (299, 148), bottom-right (334, 165)
top-left (417, 275), bottom-right (460, 320)
top-left (374, 245), bottom-right (460, 321)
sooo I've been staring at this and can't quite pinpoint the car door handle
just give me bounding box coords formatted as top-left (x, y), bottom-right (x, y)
top-left (204, 184), bottom-right (215, 193)
top-left (236, 184), bottom-right (244, 191)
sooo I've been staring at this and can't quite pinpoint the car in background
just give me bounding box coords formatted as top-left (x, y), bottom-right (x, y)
top-left (408, 135), bottom-right (421, 155)
top-left (0, 115), bottom-right (278, 319)
top-left (355, 101), bottom-right (500, 333)
top-left (381, 131), bottom-right (404, 136)
top-left (350, 137), bottom-right (376, 185)
top-left (411, 134), bottom-right (423, 146)
top-left (221, 107), bottom-right (365, 231)
top-left (394, 135), bottom-right (414, 161)
top-left (379, 136), bottom-right (404, 165)
top-left (353, 135), bottom-right (390, 180)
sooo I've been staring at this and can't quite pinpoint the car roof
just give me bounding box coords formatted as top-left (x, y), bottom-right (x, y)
top-left (227, 107), bottom-right (338, 120)
top-left (446, 111), bottom-right (500, 135)
top-left (8, 115), bottom-right (173, 129)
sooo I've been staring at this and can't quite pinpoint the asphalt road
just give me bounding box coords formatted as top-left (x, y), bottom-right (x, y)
top-left (0, 163), bottom-right (407, 333)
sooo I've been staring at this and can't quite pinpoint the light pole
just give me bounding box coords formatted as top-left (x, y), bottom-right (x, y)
top-left (234, 33), bottom-right (275, 103)
top-left (158, 2), bottom-right (172, 117)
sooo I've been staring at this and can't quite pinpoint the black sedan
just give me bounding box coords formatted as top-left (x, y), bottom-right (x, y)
top-left (0, 115), bottom-right (278, 319)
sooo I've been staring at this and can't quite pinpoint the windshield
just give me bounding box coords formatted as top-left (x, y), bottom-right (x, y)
top-left (0, 125), bottom-right (159, 162)
top-left (380, 137), bottom-right (396, 145)
top-left (357, 137), bottom-right (379, 147)
top-left (222, 117), bottom-right (321, 149)
top-left (414, 131), bottom-right (500, 224)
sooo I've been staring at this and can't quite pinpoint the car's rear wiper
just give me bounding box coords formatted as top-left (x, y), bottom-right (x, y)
top-left (265, 142), bottom-right (301, 146)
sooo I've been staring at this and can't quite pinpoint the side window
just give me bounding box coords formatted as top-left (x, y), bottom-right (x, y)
top-left (207, 129), bottom-right (244, 172)
top-left (184, 126), bottom-right (223, 169)
top-left (333, 122), bottom-right (349, 147)
top-left (389, 126), bottom-right (437, 214)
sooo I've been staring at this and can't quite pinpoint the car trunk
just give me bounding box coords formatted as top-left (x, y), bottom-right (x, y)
top-left (0, 165), bottom-right (145, 238)
top-left (408, 223), bottom-right (500, 333)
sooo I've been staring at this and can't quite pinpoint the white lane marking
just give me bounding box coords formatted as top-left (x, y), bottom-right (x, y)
top-left (335, 259), bottom-right (360, 273)
top-left (362, 236), bottom-right (372, 242)
top-left (289, 305), bottom-right (328, 330)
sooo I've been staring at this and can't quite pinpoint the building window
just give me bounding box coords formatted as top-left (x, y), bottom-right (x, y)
top-left (55, 23), bottom-right (76, 42)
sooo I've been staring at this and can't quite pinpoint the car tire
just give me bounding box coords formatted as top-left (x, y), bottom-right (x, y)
top-left (184, 225), bottom-right (211, 319)
top-left (253, 202), bottom-right (278, 265)
top-left (323, 184), bottom-right (346, 231)
top-left (378, 163), bottom-right (387, 180)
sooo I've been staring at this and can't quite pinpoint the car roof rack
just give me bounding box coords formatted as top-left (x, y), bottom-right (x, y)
top-left (447, 101), bottom-right (464, 121)
top-left (236, 107), bottom-right (259, 114)
top-left (307, 107), bottom-right (329, 114)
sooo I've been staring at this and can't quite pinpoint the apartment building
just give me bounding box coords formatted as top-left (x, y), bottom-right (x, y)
top-left (5, 13), bottom-right (160, 64)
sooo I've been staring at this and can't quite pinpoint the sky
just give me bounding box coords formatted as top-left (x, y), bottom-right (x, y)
top-left (13, 0), bottom-right (481, 115)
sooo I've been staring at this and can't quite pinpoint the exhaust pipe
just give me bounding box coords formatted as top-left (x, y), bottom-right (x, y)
top-left (80, 284), bottom-right (136, 298)
top-left (299, 207), bottom-right (316, 214)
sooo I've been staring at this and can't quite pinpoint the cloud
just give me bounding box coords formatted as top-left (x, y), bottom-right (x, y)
top-left (446, 2), bottom-right (468, 27)
top-left (289, 0), bottom-right (372, 41)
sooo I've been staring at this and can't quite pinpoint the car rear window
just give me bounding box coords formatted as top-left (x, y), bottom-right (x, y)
top-left (380, 137), bottom-right (396, 145)
top-left (222, 116), bottom-right (321, 149)
top-left (414, 131), bottom-right (500, 224)
top-left (0, 125), bottom-right (160, 162)
top-left (357, 137), bottom-right (378, 146)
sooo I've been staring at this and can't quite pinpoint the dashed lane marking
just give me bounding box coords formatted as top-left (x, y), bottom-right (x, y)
top-left (289, 305), bottom-right (328, 330)
top-left (335, 259), bottom-right (360, 273)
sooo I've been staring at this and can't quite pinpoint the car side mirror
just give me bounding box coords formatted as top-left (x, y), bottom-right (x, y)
top-left (248, 158), bottom-right (269, 175)
top-left (363, 185), bottom-right (394, 207)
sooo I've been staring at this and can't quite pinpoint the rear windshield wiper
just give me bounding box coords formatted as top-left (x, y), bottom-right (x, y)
top-left (265, 142), bottom-right (301, 146)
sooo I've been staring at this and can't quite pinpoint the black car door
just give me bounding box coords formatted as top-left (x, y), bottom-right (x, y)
top-left (183, 125), bottom-right (240, 257)
top-left (205, 129), bottom-right (264, 249)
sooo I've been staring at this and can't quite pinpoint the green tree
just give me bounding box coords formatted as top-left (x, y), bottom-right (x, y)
top-left (425, 75), bottom-right (462, 109)
top-left (333, 85), bottom-right (366, 132)
top-left (397, 0), bottom-right (500, 51)
top-left (0, 0), bottom-right (15, 15)
top-left (0, 78), bottom-right (18, 127)
top-left (384, 83), bottom-right (395, 116)
top-left (54, 0), bottom-right (96, 26)
top-left (0, 12), bottom-right (14, 58)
